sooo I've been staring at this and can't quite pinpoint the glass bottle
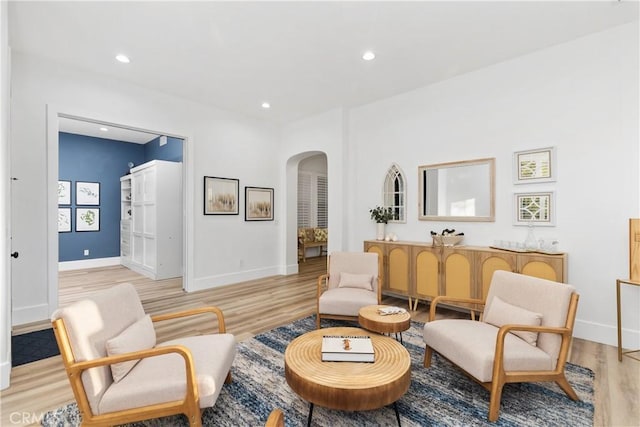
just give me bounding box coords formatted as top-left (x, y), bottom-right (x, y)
top-left (524, 222), bottom-right (538, 250)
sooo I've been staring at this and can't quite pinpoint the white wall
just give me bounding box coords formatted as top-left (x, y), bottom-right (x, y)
top-left (1, 0), bottom-right (12, 390)
top-left (9, 52), bottom-right (281, 324)
top-left (347, 23), bottom-right (639, 347)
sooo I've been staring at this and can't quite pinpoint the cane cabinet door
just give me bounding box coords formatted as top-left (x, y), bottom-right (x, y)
top-left (518, 253), bottom-right (566, 283)
top-left (364, 241), bottom-right (386, 290)
top-left (475, 250), bottom-right (517, 300)
top-left (387, 244), bottom-right (411, 296)
top-left (413, 245), bottom-right (440, 300)
top-left (441, 248), bottom-right (475, 300)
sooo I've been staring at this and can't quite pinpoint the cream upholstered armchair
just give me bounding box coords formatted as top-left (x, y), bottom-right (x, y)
top-left (51, 283), bottom-right (236, 427)
top-left (316, 251), bottom-right (381, 329)
top-left (423, 270), bottom-right (580, 422)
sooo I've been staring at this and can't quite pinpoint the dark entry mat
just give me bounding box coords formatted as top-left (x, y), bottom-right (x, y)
top-left (11, 328), bottom-right (60, 366)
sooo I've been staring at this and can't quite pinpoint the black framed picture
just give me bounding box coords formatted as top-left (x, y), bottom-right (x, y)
top-left (58, 180), bottom-right (71, 205)
top-left (76, 181), bottom-right (100, 205)
top-left (204, 176), bottom-right (239, 215)
top-left (76, 208), bottom-right (100, 231)
top-left (245, 186), bottom-right (274, 221)
top-left (58, 208), bottom-right (71, 232)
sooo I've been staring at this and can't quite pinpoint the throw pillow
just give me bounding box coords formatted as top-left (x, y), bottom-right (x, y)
top-left (314, 228), bottom-right (328, 242)
top-left (338, 272), bottom-right (373, 291)
top-left (484, 296), bottom-right (543, 346)
top-left (298, 228), bottom-right (311, 243)
top-left (105, 314), bottom-right (156, 382)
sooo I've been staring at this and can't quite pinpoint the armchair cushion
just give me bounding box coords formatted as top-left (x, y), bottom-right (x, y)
top-left (318, 287), bottom-right (378, 317)
top-left (105, 314), bottom-right (156, 382)
top-left (484, 296), bottom-right (543, 346)
top-left (99, 333), bottom-right (236, 414)
top-left (484, 271), bottom-right (576, 365)
top-left (327, 252), bottom-right (379, 292)
top-left (338, 272), bottom-right (373, 290)
top-left (423, 319), bottom-right (552, 382)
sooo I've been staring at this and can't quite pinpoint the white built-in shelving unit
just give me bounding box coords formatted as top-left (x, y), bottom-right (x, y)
top-left (120, 160), bottom-right (182, 280)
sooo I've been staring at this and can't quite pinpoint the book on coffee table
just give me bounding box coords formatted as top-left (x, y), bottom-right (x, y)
top-left (321, 335), bottom-right (375, 362)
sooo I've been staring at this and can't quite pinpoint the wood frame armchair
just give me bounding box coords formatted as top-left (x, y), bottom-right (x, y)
top-left (264, 408), bottom-right (285, 427)
top-left (316, 252), bottom-right (382, 329)
top-left (51, 284), bottom-right (236, 427)
top-left (423, 271), bottom-right (580, 422)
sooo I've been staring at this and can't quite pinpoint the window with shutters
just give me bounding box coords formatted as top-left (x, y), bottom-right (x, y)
top-left (316, 175), bottom-right (328, 228)
top-left (383, 164), bottom-right (406, 223)
top-left (298, 171), bottom-right (328, 228)
top-left (297, 172), bottom-right (312, 228)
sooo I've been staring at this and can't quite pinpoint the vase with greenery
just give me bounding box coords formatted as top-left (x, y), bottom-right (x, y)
top-left (369, 206), bottom-right (394, 240)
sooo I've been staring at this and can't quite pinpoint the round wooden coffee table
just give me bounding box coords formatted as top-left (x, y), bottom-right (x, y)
top-left (284, 327), bottom-right (411, 426)
top-left (358, 305), bottom-right (411, 343)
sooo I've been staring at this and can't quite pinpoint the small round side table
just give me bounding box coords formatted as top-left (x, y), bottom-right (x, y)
top-left (358, 305), bottom-right (411, 343)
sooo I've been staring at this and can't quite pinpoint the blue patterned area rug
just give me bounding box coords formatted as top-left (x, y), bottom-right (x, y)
top-left (41, 316), bottom-right (594, 427)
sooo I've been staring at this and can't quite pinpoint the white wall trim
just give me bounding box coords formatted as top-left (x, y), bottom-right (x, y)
top-left (45, 106), bottom-right (59, 323)
top-left (58, 257), bottom-right (121, 271)
top-left (0, 0), bottom-right (11, 390)
top-left (574, 318), bottom-right (639, 349)
top-left (191, 266), bottom-right (281, 292)
top-left (285, 263), bottom-right (299, 275)
top-left (0, 361), bottom-right (10, 390)
top-left (12, 303), bottom-right (49, 326)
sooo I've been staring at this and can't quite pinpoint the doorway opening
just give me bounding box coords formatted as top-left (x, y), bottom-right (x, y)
top-left (56, 117), bottom-right (186, 302)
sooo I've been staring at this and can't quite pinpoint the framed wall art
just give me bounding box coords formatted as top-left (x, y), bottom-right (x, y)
top-left (58, 208), bottom-right (71, 232)
top-left (245, 186), bottom-right (274, 221)
top-left (513, 147), bottom-right (556, 184)
top-left (76, 181), bottom-right (100, 205)
top-left (58, 180), bottom-right (71, 205)
top-left (514, 191), bottom-right (555, 226)
top-left (204, 176), bottom-right (239, 215)
top-left (76, 208), bottom-right (100, 231)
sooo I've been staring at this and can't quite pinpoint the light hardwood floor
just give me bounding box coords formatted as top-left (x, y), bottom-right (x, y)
top-left (1, 257), bottom-right (638, 426)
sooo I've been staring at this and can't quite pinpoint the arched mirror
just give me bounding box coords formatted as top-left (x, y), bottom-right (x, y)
top-left (418, 157), bottom-right (495, 222)
top-left (383, 163), bottom-right (406, 223)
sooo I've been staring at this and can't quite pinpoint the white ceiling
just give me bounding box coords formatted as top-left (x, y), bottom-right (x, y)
top-left (8, 1), bottom-right (639, 125)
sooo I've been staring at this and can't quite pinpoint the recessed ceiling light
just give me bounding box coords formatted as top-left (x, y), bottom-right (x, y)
top-left (261, 102), bottom-right (271, 109)
top-left (362, 51), bottom-right (376, 61)
top-left (115, 54), bottom-right (130, 64)
top-left (99, 127), bottom-right (108, 132)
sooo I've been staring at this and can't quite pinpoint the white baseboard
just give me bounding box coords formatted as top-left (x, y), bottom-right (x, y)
top-left (574, 318), bottom-right (640, 348)
top-left (1, 360), bottom-right (10, 390)
top-left (58, 257), bottom-right (121, 271)
top-left (285, 263), bottom-right (299, 275)
top-left (120, 261), bottom-right (155, 280)
top-left (12, 303), bottom-right (49, 326)
top-left (191, 266), bottom-right (281, 292)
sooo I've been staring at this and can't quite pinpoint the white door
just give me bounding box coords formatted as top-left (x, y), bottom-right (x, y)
top-left (9, 120), bottom-right (55, 326)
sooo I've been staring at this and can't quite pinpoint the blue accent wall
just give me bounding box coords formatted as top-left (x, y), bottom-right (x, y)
top-left (58, 133), bottom-right (145, 261)
top-left (143, 136), bottom-right (183, 163)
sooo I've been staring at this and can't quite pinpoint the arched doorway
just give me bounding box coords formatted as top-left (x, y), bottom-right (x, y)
top-left (284, 151), bottom-right (328, 272)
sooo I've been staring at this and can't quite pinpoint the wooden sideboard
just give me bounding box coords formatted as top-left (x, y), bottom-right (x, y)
top-left (364, 240), bottom-right (567, 311)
